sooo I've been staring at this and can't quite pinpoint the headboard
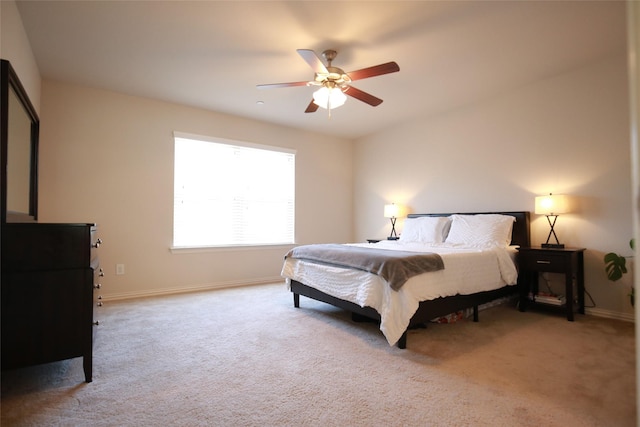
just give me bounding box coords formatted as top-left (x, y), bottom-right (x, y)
top-left (407, 211), bottom-right (531, 247)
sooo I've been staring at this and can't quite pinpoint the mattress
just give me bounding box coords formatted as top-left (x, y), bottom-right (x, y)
top-left (281, 240), bottom-right (518, 346)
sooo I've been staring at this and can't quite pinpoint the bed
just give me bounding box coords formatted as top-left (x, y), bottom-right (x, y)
top-left (281, 211), bottom-right (530, 349)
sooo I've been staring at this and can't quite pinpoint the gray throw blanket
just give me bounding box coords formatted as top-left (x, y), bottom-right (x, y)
top-left (285, 244), bottom-right (444, 291)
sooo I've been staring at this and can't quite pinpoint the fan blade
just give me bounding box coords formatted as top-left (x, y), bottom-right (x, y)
top-left (347, 62), bottom-right (400, 81)
top-left (304, 100), bottom-right (319, 113)
top-left (256, 81), bottom-right (310, 89)
top-left (297, 49), bottom-right (329, 75)
top-left (343, 85), bottom-right (383, 106)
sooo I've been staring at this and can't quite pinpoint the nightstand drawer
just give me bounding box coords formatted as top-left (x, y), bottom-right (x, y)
top-left (520, 253), bottom-right (567, 273)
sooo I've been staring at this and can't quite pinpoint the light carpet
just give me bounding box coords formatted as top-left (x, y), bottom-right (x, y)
top-left (1, 283), bottom-right (636, 426)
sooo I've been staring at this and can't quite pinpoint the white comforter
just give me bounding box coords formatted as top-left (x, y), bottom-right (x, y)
top-left (281, 240), bottom-right (518, 346)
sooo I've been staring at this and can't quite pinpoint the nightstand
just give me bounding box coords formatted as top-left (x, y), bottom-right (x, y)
top-left (517, 246), bottom-right (586, 321)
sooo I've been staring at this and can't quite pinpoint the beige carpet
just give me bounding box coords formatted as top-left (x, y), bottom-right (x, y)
top-left (1, 283), bottom-right (635, 426)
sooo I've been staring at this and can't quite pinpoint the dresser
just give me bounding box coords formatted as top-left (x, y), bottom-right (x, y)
top-left (1, 223), bottom-right (103, 382)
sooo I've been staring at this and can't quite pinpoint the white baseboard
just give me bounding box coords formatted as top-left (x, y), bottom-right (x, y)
top-left (102, 281), bottom-right (636, 324)
top-left (585, 307), bottom-right (635, 322)
top-left (102, 276), bottom-right (284, 302)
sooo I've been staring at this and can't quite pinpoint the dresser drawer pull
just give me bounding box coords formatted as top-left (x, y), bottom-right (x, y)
top-left (99, 270), bottom-right (105, 277)
top-left (92, 238), bottom-right (103, 248)
top-left (94, 283), bottom-right (101, 289)
top-left (93, 321), bottom-right (100, 326)
top-left (97, 302), bottom-right (103, 307)
top-left (536, 260), bottom-right (552, 264)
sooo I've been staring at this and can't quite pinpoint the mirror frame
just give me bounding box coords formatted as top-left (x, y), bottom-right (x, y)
top-left (1, 59), bottom-right (39, 223)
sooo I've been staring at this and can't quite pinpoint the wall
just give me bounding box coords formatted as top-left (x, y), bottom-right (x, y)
top-left (2, 0), bottom-right (354, 300)
top-left (3, 0), bottom-right (634, 319)
top-left (39, 81), bottom-right (353, 299)
top-left (354, 53), bottom-right (633, 319)
top-left (0, 0), bottom-right (40, 113)
top-left (627, 1), bottom-right (640, 418)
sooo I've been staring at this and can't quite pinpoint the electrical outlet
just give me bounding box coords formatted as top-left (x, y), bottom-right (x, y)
top-left (116, 264), bottom-right (125, 275)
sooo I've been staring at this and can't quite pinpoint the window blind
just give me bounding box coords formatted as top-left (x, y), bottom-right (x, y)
top-left (173, 133), bottom-right (295, 247)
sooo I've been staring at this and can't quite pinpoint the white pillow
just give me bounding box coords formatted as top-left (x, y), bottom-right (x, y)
top-left (444, 214), bottom-right (515, 247)
top-left (400, 216), bottom-right (450, 244)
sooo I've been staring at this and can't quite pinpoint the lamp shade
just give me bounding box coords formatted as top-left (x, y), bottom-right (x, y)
top-left (312, 86), bottom-right (347, 109)
top-left (384, 203), bottom-right (400, 218)
top-left (535, 193), bottom-right (569, 215)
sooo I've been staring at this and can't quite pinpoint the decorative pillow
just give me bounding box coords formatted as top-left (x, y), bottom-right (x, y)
top-left (444, 214), bottom-right (515, 247)
top-left (400, 216), bottom-right (450, 244)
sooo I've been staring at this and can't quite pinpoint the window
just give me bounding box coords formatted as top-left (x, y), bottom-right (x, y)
top-left (173, 132), bottom-right (295, 247)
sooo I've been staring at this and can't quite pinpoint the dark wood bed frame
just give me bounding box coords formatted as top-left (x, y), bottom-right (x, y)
top-left (290, 211), bottom-right (530, 349)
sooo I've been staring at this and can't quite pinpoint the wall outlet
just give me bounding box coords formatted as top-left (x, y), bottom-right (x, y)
top-left (116, 264), bottom-right (125, 275)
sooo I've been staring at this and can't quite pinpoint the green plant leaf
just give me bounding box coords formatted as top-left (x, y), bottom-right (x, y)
top-left (604, 252), bottom-right (627, 282)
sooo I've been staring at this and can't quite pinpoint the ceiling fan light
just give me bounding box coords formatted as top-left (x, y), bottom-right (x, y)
top-left (312, 86), bottom-right (347, 109)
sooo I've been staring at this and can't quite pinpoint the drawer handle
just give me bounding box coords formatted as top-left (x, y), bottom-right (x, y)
top-left (97, 302), bottom-right (103, 307)
top-left (94, 283), bottom-right (101, 289)
top-left (536, 260), bottom-right (552, 264)
top-left (92, 238), bottom-right (103, 248)
top-left (93, 321), bottom-right (100, 326)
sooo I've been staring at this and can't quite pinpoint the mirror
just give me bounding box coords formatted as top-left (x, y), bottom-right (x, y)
top-left (1, 59), bottom-right (39, 223)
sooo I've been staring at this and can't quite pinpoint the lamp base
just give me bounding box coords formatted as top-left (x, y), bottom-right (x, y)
top-left (387, 236), bottom-right (399, 241)
top-left (541, 243), bottom-right (565, 249)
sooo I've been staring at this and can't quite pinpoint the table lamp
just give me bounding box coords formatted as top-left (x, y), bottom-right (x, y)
top-left (535, 193), bottom-right (569, 248)
top-left (383, 203), bottom-right (400, 240)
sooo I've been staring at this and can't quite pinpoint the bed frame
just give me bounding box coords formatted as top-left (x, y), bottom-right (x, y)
top-left (290, 211), bottom-right (530, 349)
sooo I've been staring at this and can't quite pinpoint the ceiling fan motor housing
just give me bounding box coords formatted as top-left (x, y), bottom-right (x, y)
top-left (315, 67), bottom-right (351, 87)
top-left (317, 50), bottom-right (351, 87)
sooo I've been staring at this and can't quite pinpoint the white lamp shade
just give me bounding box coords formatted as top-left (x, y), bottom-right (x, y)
top-left (312, 86), bottom-right (347, 109)
top-left (384, 203), bottom-right (400, 218)
top-left (535, 194), bottom-right (569, 215)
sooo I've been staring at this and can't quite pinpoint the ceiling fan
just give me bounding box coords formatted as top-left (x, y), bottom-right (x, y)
top-left (257, 49), bottom-right (400, 113)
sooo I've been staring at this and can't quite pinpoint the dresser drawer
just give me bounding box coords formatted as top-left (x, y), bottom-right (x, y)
top-left (2, 223), bottom-right (97, 271)
top-left (520, 252), bottom-right (568, 273)
top-left (1, 268), bottom-right (93, 369)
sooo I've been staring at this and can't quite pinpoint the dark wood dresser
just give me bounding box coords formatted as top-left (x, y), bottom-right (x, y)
top-left (1, 223), bottom-right (103, 382)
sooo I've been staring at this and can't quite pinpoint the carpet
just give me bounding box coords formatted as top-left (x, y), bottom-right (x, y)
top-left (1, 283), bottom-right (635, 426)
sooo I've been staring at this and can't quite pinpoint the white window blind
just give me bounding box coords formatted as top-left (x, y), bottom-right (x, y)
top-left (173, 133), bottom-right (295, 247)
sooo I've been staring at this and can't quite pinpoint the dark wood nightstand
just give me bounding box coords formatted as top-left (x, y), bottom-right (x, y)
top-left (517, 246), bottom-right (586, 321)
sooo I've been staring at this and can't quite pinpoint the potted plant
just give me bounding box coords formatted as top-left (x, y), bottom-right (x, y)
top-left (604, 238), bottom-right (635, 306)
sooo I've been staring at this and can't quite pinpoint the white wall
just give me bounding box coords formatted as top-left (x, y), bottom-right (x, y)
top-left (3, 0), bottom-right (355, 301)
top-left (627, 0), bottom-right (640, 418)
top-left (354, 53), bottom-right (633, 318)
top-left (39, 81), bottom-right (354, 299)
top-left (0, 0), bottom-right (40, 113)
top-left (4, 0), bottom-right (634, 319)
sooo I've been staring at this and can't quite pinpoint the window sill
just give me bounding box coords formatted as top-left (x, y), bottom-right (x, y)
top-left (170, 243), bottom-right (296, 254)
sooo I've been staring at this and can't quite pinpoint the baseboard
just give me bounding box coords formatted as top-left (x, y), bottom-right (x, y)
top-left (103, 282), bottom-right (636, 323)
top-left (585, 307), bottom-right (635, 322)
top-left (102, 276), bottom-right (284, 302)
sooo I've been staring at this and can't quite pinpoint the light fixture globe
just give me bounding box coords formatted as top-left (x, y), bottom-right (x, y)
top-left (312, 84), bottom-right (347, 109)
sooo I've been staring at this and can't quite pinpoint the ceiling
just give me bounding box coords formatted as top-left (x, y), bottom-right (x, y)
top-left (15, 1), bottom-right (627, 140)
